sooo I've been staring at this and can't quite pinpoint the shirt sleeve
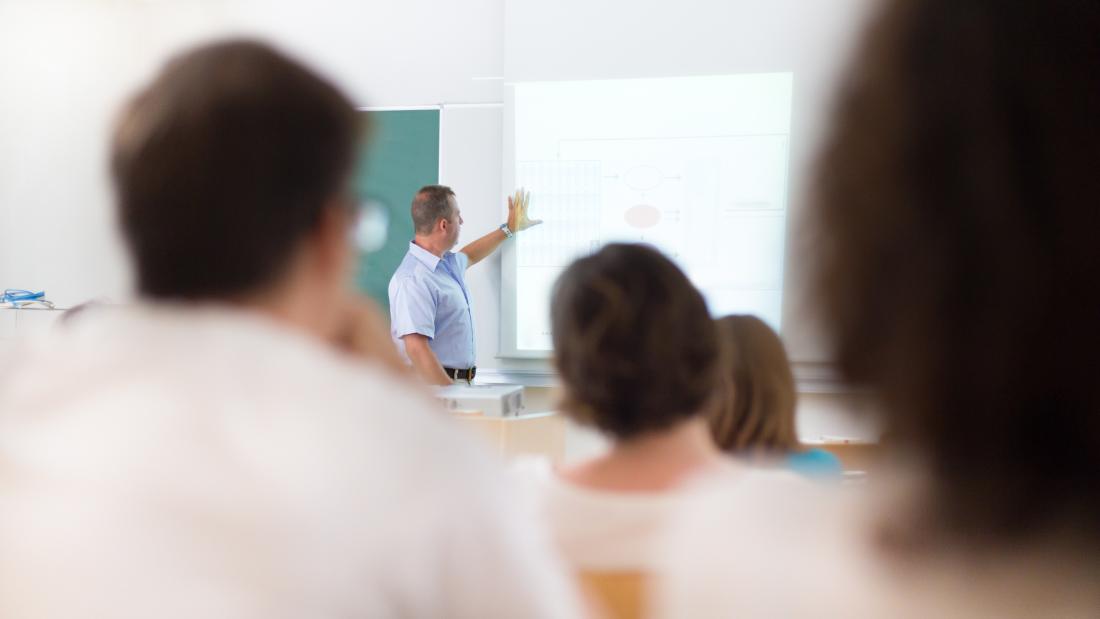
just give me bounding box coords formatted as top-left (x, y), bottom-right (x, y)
top-left (389, 276), bottom-right (436, 340)
top-left (454, 251), bottom-right (470, 273)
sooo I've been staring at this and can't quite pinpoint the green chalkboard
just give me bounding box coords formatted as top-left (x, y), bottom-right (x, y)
top-left (352, 109), bottom-right (440, 313)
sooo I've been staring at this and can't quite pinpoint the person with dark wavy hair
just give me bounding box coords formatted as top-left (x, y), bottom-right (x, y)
top-left (656, 1), bottom-right (1100, 617)
top-left (551, 244), bottom-right (721, 444)
top-left (518, 243), bottom-right (782, 617)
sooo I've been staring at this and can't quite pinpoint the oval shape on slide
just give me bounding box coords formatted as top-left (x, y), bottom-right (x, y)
top-left (625, 204), bottom-right (662, 229)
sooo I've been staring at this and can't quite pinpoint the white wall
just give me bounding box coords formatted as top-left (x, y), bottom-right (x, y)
top-left (0, 1), bottom-right (227, 307)
top-left (0, 0), bottom-right (505, 309)
top-left (504, 0), bottom-right (875, 363)
top-left (0, 1), bottom-right (876, 435)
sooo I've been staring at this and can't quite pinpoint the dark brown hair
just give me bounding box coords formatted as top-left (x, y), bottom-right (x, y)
top-left (710, 315), bottom-right (799, 452)
top-left (112, 39), bottom-right (361, 300)
top-left (412, 185), bottom-right (456, 234)
top-left (551, 244), bottom-right (719, 440)
top-left (814, 0), bottom-right (1100, 544)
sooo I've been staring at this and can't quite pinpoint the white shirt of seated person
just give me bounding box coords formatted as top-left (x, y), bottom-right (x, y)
top-left (0, 305), bottom-right (582, 619)
top-left (652, 471), bottom-right (1100, 619)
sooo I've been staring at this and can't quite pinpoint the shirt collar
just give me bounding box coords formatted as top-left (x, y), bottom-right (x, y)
top-left (408, 241), bottom-right (444, 271)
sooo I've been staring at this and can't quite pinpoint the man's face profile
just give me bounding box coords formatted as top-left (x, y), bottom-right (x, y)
top-left (445, 196), bottom-right (463, 250)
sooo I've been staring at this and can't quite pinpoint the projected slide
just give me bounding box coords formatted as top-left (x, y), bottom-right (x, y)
top-left (509, 73), bottom-right (793, 352)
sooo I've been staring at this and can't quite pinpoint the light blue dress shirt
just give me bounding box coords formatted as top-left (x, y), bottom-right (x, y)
top-left (388, 241), bottom-right (476, 368)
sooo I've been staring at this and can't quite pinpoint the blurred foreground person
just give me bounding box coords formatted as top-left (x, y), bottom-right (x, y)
top-left (522, 244), bottom-right (792, 619)
top-left (709, 314), bottom-right (841, 478)
top-left (656, 1), bottom-right (1100, 617)
top-left (0, 40), bottom-right (580, 619)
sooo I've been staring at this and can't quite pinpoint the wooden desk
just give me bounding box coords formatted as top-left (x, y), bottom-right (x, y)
top-left (812, 440), bottom-right (880, 472)
top-left (455, 411), bottom-right (567, 463)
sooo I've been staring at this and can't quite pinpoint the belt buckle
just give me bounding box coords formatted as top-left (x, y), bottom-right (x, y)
top-left (447, 366), bottom-right (475, 385)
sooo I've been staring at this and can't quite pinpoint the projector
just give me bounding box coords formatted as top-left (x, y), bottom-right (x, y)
top-left (434, 383), bottom-right (526, 417)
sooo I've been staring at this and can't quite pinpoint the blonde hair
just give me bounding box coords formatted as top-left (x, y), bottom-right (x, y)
top-left (709, 315), bottom-right (798, 452)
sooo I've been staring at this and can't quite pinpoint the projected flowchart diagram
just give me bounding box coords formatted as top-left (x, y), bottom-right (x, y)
top-left (509, 73), bottom-right (793, 351)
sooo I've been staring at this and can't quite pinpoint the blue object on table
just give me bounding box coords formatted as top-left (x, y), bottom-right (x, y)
top-left (786, 447), bottom-right (844, 479)
top-left (3, 289), bottom-right (45, 303)
top-left (2, 289), bottom-right (54, 309)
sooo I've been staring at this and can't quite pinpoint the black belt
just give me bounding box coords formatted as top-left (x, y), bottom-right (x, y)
top-left (443, 366), bottom-right (477, 382)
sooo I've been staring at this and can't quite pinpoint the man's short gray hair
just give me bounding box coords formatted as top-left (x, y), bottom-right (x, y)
top-left (411, 185), bottom-right (456, 234)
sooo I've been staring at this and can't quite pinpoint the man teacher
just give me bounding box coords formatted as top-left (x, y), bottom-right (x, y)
top-left (389, 186), bottom-right (540, 385)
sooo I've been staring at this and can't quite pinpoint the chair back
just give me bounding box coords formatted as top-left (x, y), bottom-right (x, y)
top-left (578, 570), bottom-right (649, 619)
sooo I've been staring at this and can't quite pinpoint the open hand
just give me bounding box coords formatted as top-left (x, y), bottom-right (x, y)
top-left (507, 188), bottom-right (542, 233)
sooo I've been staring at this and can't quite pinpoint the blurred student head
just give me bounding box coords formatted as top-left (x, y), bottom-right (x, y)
top-left (111, 39), bottom-right (363, 337)
top-left (813, 0), bottom-right (1100, 544)
top-left (709, 314), bottom-right (798, 453)
top-left (551, 243), bottom-right (720, 440)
